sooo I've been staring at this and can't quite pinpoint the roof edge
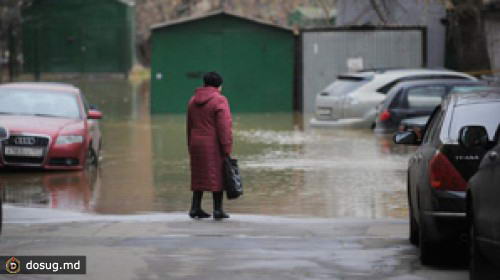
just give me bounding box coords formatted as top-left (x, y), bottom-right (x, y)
top-left (151, 9), bottom-right (293, 32)
top-left (116, 0), bottom-right (135, 6)
top-left (301, 25), bottom-right (427, 32)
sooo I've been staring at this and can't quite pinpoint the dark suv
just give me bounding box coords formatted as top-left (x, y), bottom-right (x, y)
top-left (394, 89), bottom-right (500, 265)
top-left (467, 134), bottom-right (500, 279)
top-left (374, 80), bottom-right (484, 133)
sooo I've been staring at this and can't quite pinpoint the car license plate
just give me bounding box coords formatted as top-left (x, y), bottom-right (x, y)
top-left (317, 108), bottom-right (332, 116)
top-left (4, 146), bottom-right (43, 157)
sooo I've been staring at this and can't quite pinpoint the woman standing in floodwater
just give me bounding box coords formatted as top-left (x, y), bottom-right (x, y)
top-left (186, 72), bottom-right (232, 220)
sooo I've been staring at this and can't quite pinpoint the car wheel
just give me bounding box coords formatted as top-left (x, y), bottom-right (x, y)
top-left (0, 198), bottom-right (2, 235)
top-left (408, 178), bottom-right (419, 246)
top-left (409, 203), bottom-right (419, 246)
top-left (469, 208), bottom-right (499, 279)
top-left (86, 146), bottom-right (98, 167)
top-left (419, 211), bottom-right (439, 265)
top-left (0, 189), bottom-right (3, 235)
top-left (470, 222), bottom-right (485, 279)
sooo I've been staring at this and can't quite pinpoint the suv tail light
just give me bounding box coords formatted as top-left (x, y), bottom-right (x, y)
top-left (379, 110), bottom-right (391, 121)
top-left (429, 152), bottom-right (467, 191)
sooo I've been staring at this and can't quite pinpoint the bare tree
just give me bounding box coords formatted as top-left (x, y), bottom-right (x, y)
top-left (369, 0), bottom-right (388, 24)
top-left (444, 0), bottom-right (491, 71)
top-left (0, 0), bottom-right (33, 82)
top-left (316, 0), bottom-right (336, 26)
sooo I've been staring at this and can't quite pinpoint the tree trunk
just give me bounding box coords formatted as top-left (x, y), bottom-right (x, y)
top-left (446, 0), bottom-right (491, 72)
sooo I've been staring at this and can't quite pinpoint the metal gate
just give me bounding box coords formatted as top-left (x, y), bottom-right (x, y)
top-left (301, 26), bottom-right (426, 114)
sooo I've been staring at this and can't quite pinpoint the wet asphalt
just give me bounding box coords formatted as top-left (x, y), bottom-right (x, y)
top-left (1, 208), bottom-right (467, 280)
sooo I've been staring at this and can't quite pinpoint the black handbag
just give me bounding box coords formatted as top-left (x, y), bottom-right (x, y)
top-left (224, 156), bottom-right (243, 199)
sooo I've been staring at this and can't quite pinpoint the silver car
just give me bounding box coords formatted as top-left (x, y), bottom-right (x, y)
top-left (310, 69), bottom-right (476, 128)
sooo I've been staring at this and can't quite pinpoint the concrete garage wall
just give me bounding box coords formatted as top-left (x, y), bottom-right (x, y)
top-left (301, 28), bottom-right (425, 114)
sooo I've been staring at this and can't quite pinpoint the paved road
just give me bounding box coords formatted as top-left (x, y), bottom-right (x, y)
top-left (0, 207), bottom-right (467, 280)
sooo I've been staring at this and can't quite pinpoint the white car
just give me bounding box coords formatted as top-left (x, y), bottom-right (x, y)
top-left (310, 69), bottom-right (476, 128)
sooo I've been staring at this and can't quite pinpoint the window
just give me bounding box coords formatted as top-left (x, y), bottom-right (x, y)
top-left (389, 88), bottom-right (405, 108)
top-left (406, 86), bottom-right (446, 109)
top-left (377, 75), bottom-right (468, 94)
top-left (423, 107), bottom-right (444, 145)
top-left (323, 76), bottom-right (369, 96)
top-left (450, 85), bottom-right (491, 94)
top-left (431, 111), bottom-right (446, 145)
top-left (449, 103), bottom-right (500, 141)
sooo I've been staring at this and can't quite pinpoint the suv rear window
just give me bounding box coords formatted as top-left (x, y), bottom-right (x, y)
top-left (323, 76), bottom-right (369, 96)
top-left (449, 102), bottom-right (500, 141)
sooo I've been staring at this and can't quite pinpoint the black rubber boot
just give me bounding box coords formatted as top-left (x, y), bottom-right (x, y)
top-left (189, 191), bottom-right (211, 219)
top-left (213, 191), bottom-right (230, 220)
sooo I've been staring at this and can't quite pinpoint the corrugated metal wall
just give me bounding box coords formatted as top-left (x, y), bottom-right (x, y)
top-left (302, 28), bottom-right (425, 114)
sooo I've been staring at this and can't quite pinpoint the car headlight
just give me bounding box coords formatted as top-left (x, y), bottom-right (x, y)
top-left (56, 135), bottom-right (84, 145)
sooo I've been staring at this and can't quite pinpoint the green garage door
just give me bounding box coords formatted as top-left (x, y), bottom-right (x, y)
top-left (151, 13), bottom-right (295, 114)
top-left (152, 31), bottom-right (223, 113)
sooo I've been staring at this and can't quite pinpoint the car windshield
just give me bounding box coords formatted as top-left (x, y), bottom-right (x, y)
top-left (323, 76), bottom-right (368, 96)
top-left (449, 102), bottom-right (500, 141)
top-left (0, 89), bottom-right (81, 119)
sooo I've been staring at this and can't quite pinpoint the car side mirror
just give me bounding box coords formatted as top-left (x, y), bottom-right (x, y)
top-left (393, 131), bottom-right (421, 145)
top-left (0, 127), bottom-right (9, 141)
top-left (87, 110), bottom-right (103, 120)
top-left (459, 126), bottom-right (489, 149)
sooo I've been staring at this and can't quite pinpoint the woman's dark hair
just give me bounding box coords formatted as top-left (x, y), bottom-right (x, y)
top-left (203, 72), bottom-right (223, 87)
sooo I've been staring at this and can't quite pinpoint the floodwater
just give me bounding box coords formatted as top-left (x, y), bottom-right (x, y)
top-left (0, 80), bottom-right (417, 219)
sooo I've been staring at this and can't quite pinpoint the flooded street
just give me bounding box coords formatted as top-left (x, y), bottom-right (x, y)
top-left (0, 80), bottom-right (467, 280)
top-left (1, 80), bottom-right (417, 219)
top-left (0, 0), bottom-right (491, 277)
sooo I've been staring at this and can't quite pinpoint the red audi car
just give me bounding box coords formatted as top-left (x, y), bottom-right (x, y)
top-left (0, 82), bottom-right (102, 170)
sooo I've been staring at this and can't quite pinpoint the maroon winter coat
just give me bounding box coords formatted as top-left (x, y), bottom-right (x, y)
top-left (187, 87), bottom-right (233, 192)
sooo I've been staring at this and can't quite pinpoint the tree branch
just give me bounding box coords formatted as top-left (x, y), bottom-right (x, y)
top-left (370, 0), bottom-right (388, 24)
top-left (316, 0), bottom-right (334, 26)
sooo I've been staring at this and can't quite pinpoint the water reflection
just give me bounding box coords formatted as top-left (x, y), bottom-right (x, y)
top-left (0, 79), bottom-right (417, 219)
top-left (1, 169), bottom-right (96, 211)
